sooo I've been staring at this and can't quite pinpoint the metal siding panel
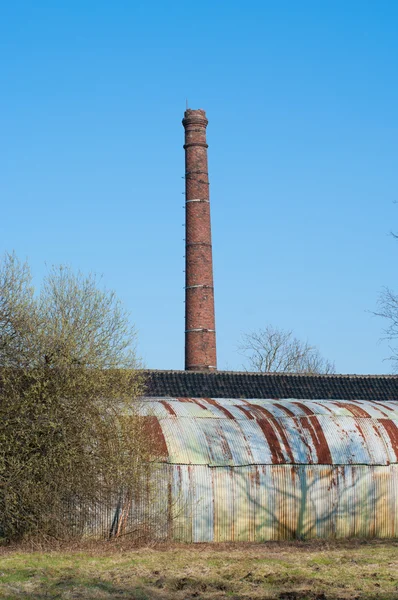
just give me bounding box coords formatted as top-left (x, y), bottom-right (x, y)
top-left (297, 401), bottom-right (335, 416)
top-left (335, 466), bottom-right (356, 538)
top-left (191, 465), bottom-right (214, 542)
top-left (160, 417), bottom-right (211, 464)
top-left (219, 419), bottom-right (255, 466)
top-left (139, 400), bottom-right (170, 418)
top-left (166, 400), bottom-right (210, 418)
top-left (219, 403), bottom-right (254, 420)
top-left (296, 466), bottom-right (314, 539)
top-left (139, 464), bottom-right (398, 542)
top-left (275, 400), bottom-right (317, 417)
top-left (234, 467), bottom-right (250, 541)
top-left (277, 418), bottom-right (314, 464)
top-left (313, 467), bottom-right (337, 538)
top-left (152, 464), bottom-right (172, 540)
top-left (374, 419), bottom-right (398, 463)
top-left (199, 419), bottom-right (234, 466)
top-left (317, 416), bottom-right (374, 465)
top-left (171, 465), bottom-right (192, 542)
top-left (197, 398), bottom-right (234, 419)
top-left (373, 466), bottom-right (390, 538)
top-left (357, 467), bottom-right (376, 537)
top-left (213, 397), bottom-right (246, 408)
top-left (236, 420), bottom-right (275, 464)
top-left (356, 419), bottom-right (394, 465)
top-left (352, 401), bottom-right (394, 419)
top-left (213, 468), bottom-right (234, 542)
top-left (255, 466), bottom-right (275, 541)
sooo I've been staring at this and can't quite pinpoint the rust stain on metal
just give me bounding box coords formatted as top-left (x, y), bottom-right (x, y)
top-left (144, 416), bottom-right (169, 458)
top-left (167, 479), bottom-right (173, 539)
top-left (333, 401), bottom-right (371, 418)
top-left (235, 405), bottom-right (255, 419)
top-left (376, 402), bottom-right (395, 412)
top-left (205, 398), bottom-right (236, 420)
top-left (292, 418), bottom-right (314, 463)
top-left (203, 424), bottom-right (234, 464)
top-left (203, 430), bottom-right (217, 464)
top-left (299, 416), bottom-right (333, 464)
top-left (370, 420), bottom-right (387, 454)
top-left (255, 418), bottom-right (286, 464)
top-left (217, 424), bottom-right (234, 462)
top-left (379, 419), bottom-right (398, 453)
top-left (176, 397), bottom-right (192, 403)
top-left (274, 403), bottom-right (296, 417)
top-left (292, 402), bottom-right (315, 416)
top-left (254, 464), bottom-right (260, 486)
top-left (242, 401), bottom-right (276, 420)
top-left (313, 401), bottom-right (336, 415)
top-left (372, 406), bottom-right (390, 418)
top-left (190, 398), bottom-right (210, 410)
top-left (160, 401), bottom-right (177, 416)
top-left (353, 420), bottom-right (367, 443)
top-left (244, 402), bottom-right (295, 464)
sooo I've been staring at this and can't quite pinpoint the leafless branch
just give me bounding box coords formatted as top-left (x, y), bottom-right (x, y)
top-left (238, 325), bottom-right (335, 374)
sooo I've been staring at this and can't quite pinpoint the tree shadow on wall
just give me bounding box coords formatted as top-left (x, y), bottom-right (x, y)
top-left (107, 452), bottom-right (396, 543)
top-left (229, 462), bottom-right (393, 541)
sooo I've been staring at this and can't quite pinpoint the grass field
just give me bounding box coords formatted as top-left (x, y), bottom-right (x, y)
top-left (1, 539), bottom-right (398, 599)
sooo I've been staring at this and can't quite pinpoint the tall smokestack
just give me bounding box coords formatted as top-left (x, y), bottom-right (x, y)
top-left (183, 108), bottom-right (217, 371)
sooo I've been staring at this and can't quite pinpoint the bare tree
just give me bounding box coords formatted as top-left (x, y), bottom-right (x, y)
top-left (374, 287), bottom-right (398, 372)
top-left (239, 325), bottom-right (335, 374)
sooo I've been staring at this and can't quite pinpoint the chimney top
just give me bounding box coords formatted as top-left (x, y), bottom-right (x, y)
top-left (182, 108), bottom-right (208, 127)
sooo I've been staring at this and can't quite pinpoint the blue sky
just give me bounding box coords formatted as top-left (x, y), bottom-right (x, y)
top-left (1, 1), bottom-right (397, 373)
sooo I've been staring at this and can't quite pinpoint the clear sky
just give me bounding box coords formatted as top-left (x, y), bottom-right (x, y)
top-left (1, 1), bottom-right (397, 373)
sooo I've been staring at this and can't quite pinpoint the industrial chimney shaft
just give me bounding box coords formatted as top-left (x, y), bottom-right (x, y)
top-left (182, 109), bottom-right (217, 371)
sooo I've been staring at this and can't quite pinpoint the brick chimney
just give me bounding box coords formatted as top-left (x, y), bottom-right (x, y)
top-left (183, 108), bottom-right (217, 371)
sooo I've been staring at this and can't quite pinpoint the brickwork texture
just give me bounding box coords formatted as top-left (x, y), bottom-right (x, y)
top-left (182, 109), bottom-right (217, 371)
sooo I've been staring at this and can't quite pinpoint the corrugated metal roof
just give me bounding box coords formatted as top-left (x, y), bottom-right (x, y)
top-left (141, 397), bottom-right (398, 467)
top-left (141, 397), bottom-right (398, 419)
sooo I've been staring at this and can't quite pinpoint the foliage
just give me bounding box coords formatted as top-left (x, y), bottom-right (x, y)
top-left (0, 252), bottom-right (153, 541)
top-left (239, 325), bottom-right (335, 374)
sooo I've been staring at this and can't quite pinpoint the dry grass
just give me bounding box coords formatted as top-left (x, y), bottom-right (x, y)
top-left (0, 539), bottom-right (398, 599)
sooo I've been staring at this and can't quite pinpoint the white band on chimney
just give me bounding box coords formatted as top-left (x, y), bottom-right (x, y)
top-left (187, 365), bottom-right (217, 369)
top-left (185, 284), bottom-right (213, 289)
top-left (185, 328), bottom-right (216, 333)
top-left (186, 199), bottom-right (209, 204)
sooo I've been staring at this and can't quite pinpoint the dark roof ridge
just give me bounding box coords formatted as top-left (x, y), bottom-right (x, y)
top-left (142, 370), bottom-right (398, 401)
top-left (142, 369), bottom-right (397, 380)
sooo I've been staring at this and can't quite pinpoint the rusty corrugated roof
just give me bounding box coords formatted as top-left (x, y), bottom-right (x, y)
top-left (141, 397), bottom-right (398, 467)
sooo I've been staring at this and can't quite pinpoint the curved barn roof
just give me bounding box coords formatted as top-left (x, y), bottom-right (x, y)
top-left (142, 397), bottom-right (398, 467)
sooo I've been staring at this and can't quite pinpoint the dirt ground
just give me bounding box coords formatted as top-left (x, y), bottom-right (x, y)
top-left (1, 539), bottom-right (398, 599)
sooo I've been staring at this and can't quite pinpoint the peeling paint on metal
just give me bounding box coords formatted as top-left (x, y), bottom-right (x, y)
top-left (299, 416), bottom-right (333, 464)
top-left (139, 398), bottom-right (398, 467)
top-left (144, 416), bottom-right (168, 458)
top-left (333, 401), bottom-right (372, 418)
top-left (379, 419), bottom-right (398, 459)
top-left (105, 396), bottom-right (398, 542)
top-left (160, 401), bottom-right (177, 416)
